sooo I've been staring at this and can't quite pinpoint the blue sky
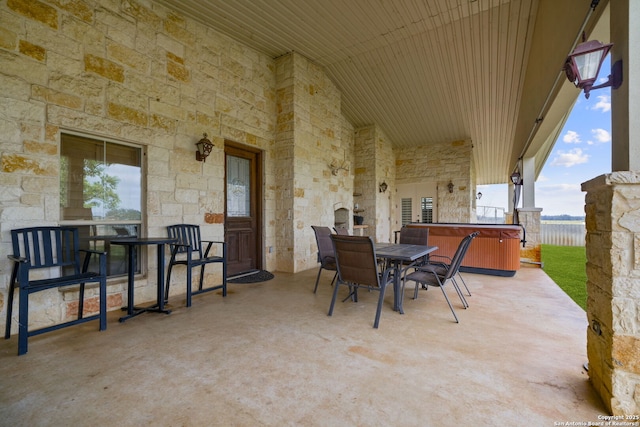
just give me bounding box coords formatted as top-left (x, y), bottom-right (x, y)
top-left (478, 58), bottom-right (613, 217)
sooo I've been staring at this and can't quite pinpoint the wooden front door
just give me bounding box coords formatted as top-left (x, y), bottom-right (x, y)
top-left (224, 143), bottom-right (262, 276)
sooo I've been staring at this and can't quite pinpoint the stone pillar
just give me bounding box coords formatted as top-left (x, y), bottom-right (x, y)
top-left (516, 208), bottom-right (542, 266)
top-left (275, 52), bottom-right (349, 272)
top-left (583, 0), bottom-right (640, 414)
top-left (274, 54), bottom-right (296, 273)
top-left (354, 124), bottom-right (395, 242)
top-left (583, 172), bottom-right (640, 414)
top-left (515, 156), bottom-right (542, 265)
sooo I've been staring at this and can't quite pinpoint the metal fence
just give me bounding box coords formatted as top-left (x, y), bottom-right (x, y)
top-left (477, 206), bottom-right (586, 246)
top-left (540, 221), bottom-right (586, 246)
top-left (477, 206), bottom-right (506, 224)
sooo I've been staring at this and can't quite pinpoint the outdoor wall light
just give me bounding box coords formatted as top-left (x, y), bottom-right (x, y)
top-left (379, 181), bottom-right (388, 193)
top-left (476, 192), bottom-right (482, 200)
top-left (447, 181), bottom-right (454, 193)
top-left (564, 39), bottom-right (623, 99)
top-left (510, 171), bottom-right (522, 185)
top-left (195, 133), bottom-right (214, 162)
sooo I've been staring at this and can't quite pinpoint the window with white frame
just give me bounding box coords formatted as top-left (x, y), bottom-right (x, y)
top-left (60, 132), bottom-right (143, 277)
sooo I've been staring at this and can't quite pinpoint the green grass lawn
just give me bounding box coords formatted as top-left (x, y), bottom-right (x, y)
top-left (541, 244), bottom-right (587, 310)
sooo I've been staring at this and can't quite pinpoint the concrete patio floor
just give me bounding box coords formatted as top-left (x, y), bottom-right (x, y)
top-left (0, 265), bottom-right (607, 426)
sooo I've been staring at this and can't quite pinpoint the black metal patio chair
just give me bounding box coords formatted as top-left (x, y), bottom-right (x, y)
top-left (166, 224), bottom-right (227, 307)
top-left (5, 226), bottom-right (107, 355)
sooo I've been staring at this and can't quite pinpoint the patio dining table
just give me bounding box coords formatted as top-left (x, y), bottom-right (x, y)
top-left (375, 243), bottom-right (438, 314)
top-left (111, 237), bottom-right (177, 322)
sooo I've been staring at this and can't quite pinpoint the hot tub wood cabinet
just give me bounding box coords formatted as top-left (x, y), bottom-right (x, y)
top-left (407, 223), bottom-right (522, 277)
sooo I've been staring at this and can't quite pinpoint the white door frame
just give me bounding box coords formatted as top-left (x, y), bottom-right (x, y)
top-left (395, 182), bottom-right (438, 231)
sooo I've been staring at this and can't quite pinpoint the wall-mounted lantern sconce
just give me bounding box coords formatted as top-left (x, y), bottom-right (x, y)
top-left (329, 160), bottom-right (349, 175)
top-left (195, 133), bottom-right (214, 162)
top-left (510, 171), bottom-right (522, 185)
top-left (476, 192), bottom-right (482, 200)
top-left (379, 181), bottom-right (388, 193)
top-left (447, 181), bottom-right (454, 193)
top-left (564, 39), bottom-right (623, 99)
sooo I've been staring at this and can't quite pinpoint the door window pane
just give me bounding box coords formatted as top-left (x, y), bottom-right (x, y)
top-left (421, 197), bottom-right (433, 223)
top-left (227, 155), bottom-right (251, 217)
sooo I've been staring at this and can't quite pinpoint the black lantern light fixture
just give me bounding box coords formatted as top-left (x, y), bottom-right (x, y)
top-left (564, 39), bottom-right (622, 99)
top-left (195, 133), bottom-right (214, 162)
top-left (447, 181), bottom-right (454, 193)
top-left (379, 181), bottom-right (388, 193)
top-left (510, 171), bottom-right (522, 186)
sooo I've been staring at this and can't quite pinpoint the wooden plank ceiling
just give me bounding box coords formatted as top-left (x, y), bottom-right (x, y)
top-left (153, 0), bottom-right (603, 185)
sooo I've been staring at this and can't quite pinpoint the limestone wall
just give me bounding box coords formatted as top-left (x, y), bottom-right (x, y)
top-left (353, 125), bottom-right (395, 242)
top-left (0, 0), bottom-right (354, 331)
top-left (395, 139), bottom-right (474, 223)
top-left (0, 0), bottom-right (480, 336)
top-left (275, 52), bottom-right (353, 273)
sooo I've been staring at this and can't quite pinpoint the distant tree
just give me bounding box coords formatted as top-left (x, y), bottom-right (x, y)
top-left (541, 214), bottom-right (585, 221)
top-left (83, 161), bottom-right (121, 211)
top-left (106, 208), bottom-right (141, 221)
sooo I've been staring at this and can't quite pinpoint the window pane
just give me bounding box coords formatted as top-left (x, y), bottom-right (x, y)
top-left (66, 224), bottom-right (139, 277)
top-left (60, 135), bottom-right (141, 221)
top-left (227, 155), bottom-right (251, 217)
top-left (60, 133), bottom-right (142, 277)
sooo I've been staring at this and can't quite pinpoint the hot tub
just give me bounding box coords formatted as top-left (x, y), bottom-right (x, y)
top-left (407, 223), bottom-right (522, 277)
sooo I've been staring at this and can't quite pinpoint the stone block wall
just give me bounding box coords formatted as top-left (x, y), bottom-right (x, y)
top-left (0, 0), bottom-right (281, 331)
top-left (375, 127), bottom-right (395, 243)
top-left (395, 139), bottom-right (474, 223)
top-left (353, 125), bottom-right (395, 242)
top-left (583, 172), bottom-right (640, 414)
top-left (275, 53), bottom-right (354, 273)
top-left (354, 126), bottom-right (376, 237)
top-left (0, 0), bottom-right (488, 335)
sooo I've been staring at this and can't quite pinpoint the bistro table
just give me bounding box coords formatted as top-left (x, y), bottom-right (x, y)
top-left (375, 243), bottom-right (438, 314)
top-left (111, 237), bottom-right (177, 322)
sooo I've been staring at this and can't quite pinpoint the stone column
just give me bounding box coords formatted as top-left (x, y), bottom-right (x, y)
top-left (583, 172), bottom-right (640, 414)
top-left (274, 54), bottom-right (296, 273)
top-left (517, 157), bottom-right (542, 265)
top-left (516, 208), bottom-right (542, 266)
top-left (583, 0), bottom-right (640, 414)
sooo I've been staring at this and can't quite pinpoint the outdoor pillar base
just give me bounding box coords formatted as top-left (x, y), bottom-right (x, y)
top-left (582, 172), bottom-right (640, 415)
top-left (516, 207), bottom-right (542, 266)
